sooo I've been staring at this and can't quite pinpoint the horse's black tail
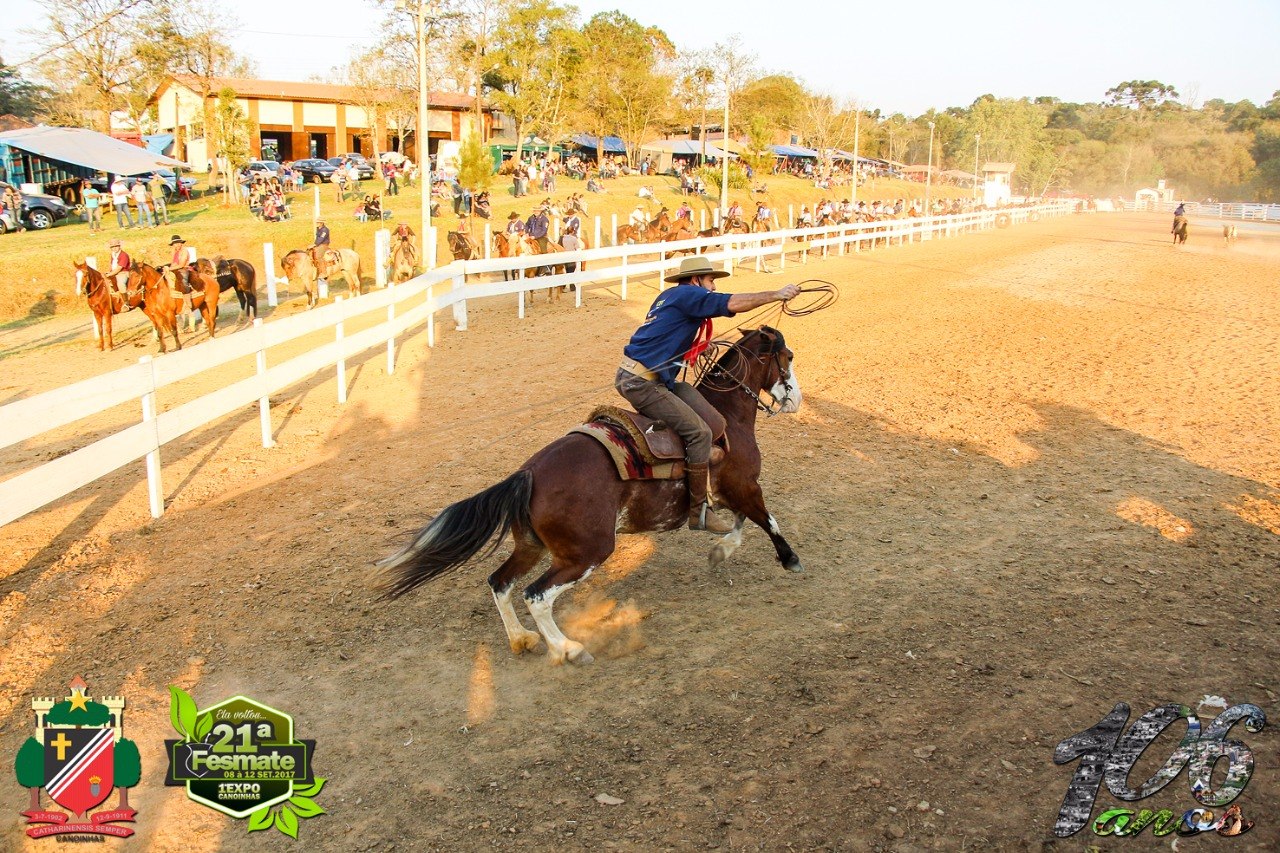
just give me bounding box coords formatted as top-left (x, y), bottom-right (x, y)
top-left (376, 470), bottom-right (535, 599)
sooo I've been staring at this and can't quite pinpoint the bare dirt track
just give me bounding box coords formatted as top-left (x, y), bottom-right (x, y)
top-left (1, 212), bottom-right (1278, 851)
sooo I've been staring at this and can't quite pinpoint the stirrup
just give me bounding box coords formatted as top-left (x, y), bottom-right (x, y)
top-left (688, 501), bottom-right (733, 534)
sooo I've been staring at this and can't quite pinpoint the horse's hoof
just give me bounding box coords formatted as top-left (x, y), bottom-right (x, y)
top-left (709, 543), bottom-right (730, 570)
top-left (509, 630), bottom-right (541, 655)
top-left (784, 556), bottom-right (804, 573)
top-left (558, 641), bottom-right (594, 665)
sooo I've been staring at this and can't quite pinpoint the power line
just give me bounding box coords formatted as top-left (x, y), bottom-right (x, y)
top-left (11, 0), bottom-right (151, 70)
top-left (232, 28), bottom-right (380, 41)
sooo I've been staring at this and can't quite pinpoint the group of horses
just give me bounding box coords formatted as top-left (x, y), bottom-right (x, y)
top-left (75, 258), bottom-right (257, 353)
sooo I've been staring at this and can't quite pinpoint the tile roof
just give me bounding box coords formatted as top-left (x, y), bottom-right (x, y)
top-left (169, 76), bottom-right (482, 110)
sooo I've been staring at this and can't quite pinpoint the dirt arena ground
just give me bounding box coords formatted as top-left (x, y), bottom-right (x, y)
top-left (1, 212), bottom-right (1277, 851)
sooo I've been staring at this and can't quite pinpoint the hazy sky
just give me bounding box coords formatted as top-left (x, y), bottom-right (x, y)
top-left (5, 0), bottom-right (1277, 116)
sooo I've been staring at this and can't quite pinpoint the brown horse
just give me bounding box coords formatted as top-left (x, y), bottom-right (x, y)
top-left (75, 262), bottom-right (130, 351)
top-left (377, 326), bottom-right (804, 665)
top-left (616, 207), bottom-right (671, 245)
top-left (281, 249), bottom-right (319, 308)
top-left (1172, 215), bottom-right (1189, 245)
top-left (661, 217), bottom-right (700, 259)
top-left (494, 232), bottom-right (565, 301)
top-left (391, 239), bottom-right (416, 283)
top-left (322, 247), bottom-right (363, 298)
top-left (195, 257), bottom-right (257, 324)
top-left (123, 262), bottom-right (220, 353)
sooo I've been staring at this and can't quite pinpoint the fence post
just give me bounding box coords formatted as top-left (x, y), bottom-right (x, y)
top-left (139, 356), bottom-right (163, 519)
top-left (335, 296), bottom-right (347, 404)
top-left (452, 274), bottom-right (467, 330)
top-left (427, 282), bottom-right (435, 347)
top-left (788, 205), bottom-right (794, 228)
top-left (425, 226), bottom-right (438, 269)
top-left (253, 318), bottom-right (274, 448)
top-left (386, 283), bottom-right (396, 375)
top-left (262, 243), bottom-right (280, 306)
top-left (375, 228), bottom-right (389, 289)
top-left (700, 209), bottom-right (706, 231)
top-left (620, 248), bottom-right (628, 301)
top-left (518, 285), bottom-right (525, 320)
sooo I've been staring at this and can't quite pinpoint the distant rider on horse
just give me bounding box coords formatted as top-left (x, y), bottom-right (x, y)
top-left (163, 234), bottom-right (198, 314)
top-left (393, 221), bottom-right (416, 265)
top-left (616, 256), bottom-right (799, 533)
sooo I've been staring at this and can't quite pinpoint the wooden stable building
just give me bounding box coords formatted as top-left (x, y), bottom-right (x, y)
top-left (151, 76), bottom-right (496, 171)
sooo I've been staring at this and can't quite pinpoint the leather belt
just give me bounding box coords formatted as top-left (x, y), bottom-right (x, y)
top-left (619, 356), bottom-right (659, 381)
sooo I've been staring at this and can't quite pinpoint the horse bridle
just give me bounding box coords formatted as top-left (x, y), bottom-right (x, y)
top-left (702, 329), bottom-right (796, 417)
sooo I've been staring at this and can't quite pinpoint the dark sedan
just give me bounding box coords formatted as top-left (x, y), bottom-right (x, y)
top-left (291, 159), bottom-right (339, 183)
top-left (327, 156), bottom-right (374, 180)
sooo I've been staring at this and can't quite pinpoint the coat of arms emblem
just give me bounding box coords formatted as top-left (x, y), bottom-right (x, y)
top-left (13, 677), bottom-right (141, 839)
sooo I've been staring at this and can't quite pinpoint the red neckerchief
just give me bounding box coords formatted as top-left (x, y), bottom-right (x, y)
top-left (685, 318), bottom-right (714, 366)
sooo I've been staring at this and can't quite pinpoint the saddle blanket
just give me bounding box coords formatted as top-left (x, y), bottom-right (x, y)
top-left (569, 420), bottom-right (684, 481)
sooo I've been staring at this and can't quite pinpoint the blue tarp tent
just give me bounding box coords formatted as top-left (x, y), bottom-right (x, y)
top-left (570, 134), bottom-right (627, 154)
top-left (143, 133), bottom-right (175, 156)
top-left (770, 144), bottom-right (819, 158)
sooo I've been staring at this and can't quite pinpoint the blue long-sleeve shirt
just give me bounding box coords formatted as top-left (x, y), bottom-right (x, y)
top-left (624, 284), bottom-right (735, 388)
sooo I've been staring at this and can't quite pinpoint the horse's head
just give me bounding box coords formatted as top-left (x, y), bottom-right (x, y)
top-left (122, 264), bottom-right (152, 307)
top-left (707, 326), bottom-right (802, 415)
top-left (74, 261), bottom-right (100, 296)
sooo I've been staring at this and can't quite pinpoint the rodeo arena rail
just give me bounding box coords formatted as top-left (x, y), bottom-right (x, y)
top-left (1121, 200), bottom-right (1280, 221)
top-left (0, 201), bottom-right (1076, 527)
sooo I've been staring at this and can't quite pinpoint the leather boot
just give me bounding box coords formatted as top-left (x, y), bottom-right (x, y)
top-left (686, 461), bottom-right (733, 533)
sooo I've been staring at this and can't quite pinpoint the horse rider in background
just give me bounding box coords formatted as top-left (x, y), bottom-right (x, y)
top-left (107, 239), bottom-right (131, 291)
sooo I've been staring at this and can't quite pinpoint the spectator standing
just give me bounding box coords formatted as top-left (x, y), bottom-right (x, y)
top-left (385, 162), bottom-right (399, 196)
top-left (148, 173), bottom-right (171, 225)
top-left (560, 217), bottom-right (581, 273)
top-left (110, 176), bottom-right (134, 229)
top-left (131, 179), bottom-right (155, 228)
top-left (81, 180), bottom-right (102, 233)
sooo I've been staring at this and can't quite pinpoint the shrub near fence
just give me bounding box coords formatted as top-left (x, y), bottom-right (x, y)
top-left (0, 202), bottom-right (1076, 528)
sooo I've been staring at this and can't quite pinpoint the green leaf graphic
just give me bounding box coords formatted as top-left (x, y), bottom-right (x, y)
top-left (195, 712), bottom-right (213, 741)
top-left (275, 805), bottom-right (299, 839)
top-left (168, 685), bottom-right (198, 740)
top-left (247, 806), bottom-right (274, 832)
top-left (288, 795), bottom-right (325, 818)
top-left (294, 777), bottom-right (326, 798)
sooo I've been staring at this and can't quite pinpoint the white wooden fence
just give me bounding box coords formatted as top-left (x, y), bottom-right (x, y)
top-left (0, 202), bottom-right (1073, 527)
top-left (1122, 200), bottom-right (1280, 221)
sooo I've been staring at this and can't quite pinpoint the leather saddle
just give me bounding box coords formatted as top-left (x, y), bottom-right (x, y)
top-left (586, 403), bottom-right (728, 464)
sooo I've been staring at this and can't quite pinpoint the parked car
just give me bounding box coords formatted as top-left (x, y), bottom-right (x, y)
top-left (0, 208), bottom-right (14, 234)
top-left (0, 180), bottom-right (72, 230)
top-left (326, 155), bottom-right (373, 180)
top-left (242, 160), bottom-right (282, 179)
top-left (291, 158), bottom-right (338, 183)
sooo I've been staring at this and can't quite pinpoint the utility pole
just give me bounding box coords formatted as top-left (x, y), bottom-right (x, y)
top-left (924, 121), bottom-right (935, 214)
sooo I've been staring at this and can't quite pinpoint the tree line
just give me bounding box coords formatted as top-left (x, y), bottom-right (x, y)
top-left (3, 0), bottom-right (1278, 202)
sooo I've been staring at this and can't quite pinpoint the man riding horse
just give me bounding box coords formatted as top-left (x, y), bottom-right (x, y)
top-left (163, 234), bottom-right (198, 315)
top-left (393, 221), bottom-right (416, 266)
top-left (616, 256), bottom-right (799, 533)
